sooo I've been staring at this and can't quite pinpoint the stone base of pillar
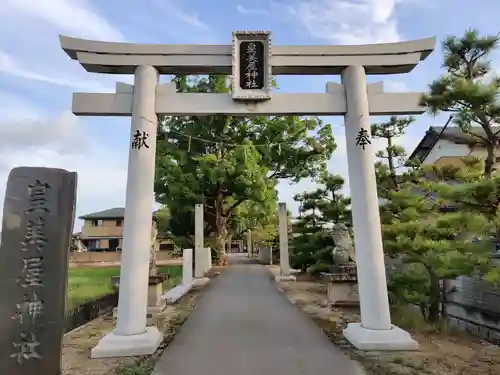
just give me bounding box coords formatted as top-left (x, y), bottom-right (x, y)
top-left (193, 277), bottom-right (210, 286)
top-left (90, 327), bottom-right (162, 358)
top-left (343, 323), bottom-right (418, 351)
top-left (275, 275), bottom-right (296, 282)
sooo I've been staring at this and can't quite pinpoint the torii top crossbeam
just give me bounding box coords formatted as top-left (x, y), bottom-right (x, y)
top-left (60, 33), bottom-right (436, 117)
top-left (59, 35), bottom-right (435, 75)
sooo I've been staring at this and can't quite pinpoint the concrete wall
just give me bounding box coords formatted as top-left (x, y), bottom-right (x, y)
top-left (444, 275), bottom-right (500, 344)
top-left (386, 256), bottom-right (500, 345)
top-left (69, 250), bottom-right (176, 264)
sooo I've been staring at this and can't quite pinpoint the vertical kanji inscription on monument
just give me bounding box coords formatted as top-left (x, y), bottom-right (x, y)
top-left (0, 167), bottom-right (77, 375)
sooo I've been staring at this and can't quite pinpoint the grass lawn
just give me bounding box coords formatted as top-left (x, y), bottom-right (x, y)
top-left (67, 266), bottom-right (182, 309)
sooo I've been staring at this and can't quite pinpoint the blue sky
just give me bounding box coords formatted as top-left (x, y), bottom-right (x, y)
top-left (0, 0), bottom-right (498, 231)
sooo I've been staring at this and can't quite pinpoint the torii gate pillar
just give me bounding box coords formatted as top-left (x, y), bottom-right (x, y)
top-left (92, 65), bottom-right (162, 358)
top-left (341, 65), bottom-right (417, 350)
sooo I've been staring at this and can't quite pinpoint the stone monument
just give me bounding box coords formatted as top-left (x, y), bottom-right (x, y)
top-left (275, 202), bottom-right (295, 281)
top-left (0, 167), bottom-right (77, 375)
top-left (331, 223), bottom-right (356, 265)
top-left (193, 204), bottom-right (209, 286)
top-left (322, 223), bottom-right (359, 308)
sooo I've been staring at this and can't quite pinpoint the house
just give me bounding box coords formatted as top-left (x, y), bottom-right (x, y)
top-left (408, 125), bottom-right (500, 168)
top-left (78, 207), bottom-right (175, 252)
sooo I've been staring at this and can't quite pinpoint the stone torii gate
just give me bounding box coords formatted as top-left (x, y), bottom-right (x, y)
top-left (60, 31), bottom-right (435, 357)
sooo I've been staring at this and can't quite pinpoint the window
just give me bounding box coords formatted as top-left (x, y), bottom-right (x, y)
top-left (116, 219), bottom-right (123, 227)
top-left (90, 220), bottom-right (104, 227)
top-left (88, 239), bottom-right (101, 250)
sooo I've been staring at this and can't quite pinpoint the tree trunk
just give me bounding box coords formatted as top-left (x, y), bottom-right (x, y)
top-left (425, 265), bottom-right (441, 323)
top-left (214, 221), bottom-right (228, 266)
top-left (440, 279), bottom-right (448, 321)
top-left (387, 136), bottom-right (398, 190)
top-left (214, 192), bottom-right (228, 265)
top-left (484, 142), bottom-right (495, 178)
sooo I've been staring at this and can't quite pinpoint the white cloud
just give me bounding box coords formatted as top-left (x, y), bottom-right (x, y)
top-left (169, 9), bottom-right (208, 29)
top-left (151, 0), bottom-right (209, 29)
top-left (0, 91), bottom-right (45, 120)
top-left (0, 50), bottom-right (112, 92)
top-left (0, 0), bottom-right (126, 93)
top-left (0, 111), bottom-right (90, 154)
top-left (273, 0), bottom-right (411, 44)
top-left (0, 0), bottom-right (219, 91)
top-left (236, 4), bottom-right (271, 15)
top-left (3, 0), bottom-right (124, 41)
top-left (0, 112), bottom-right (128, 231)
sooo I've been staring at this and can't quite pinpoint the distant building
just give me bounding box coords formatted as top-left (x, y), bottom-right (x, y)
top-left (408, 126), bottom-right (500, 169)
top-left (78, 207), bottom-right (175, 252)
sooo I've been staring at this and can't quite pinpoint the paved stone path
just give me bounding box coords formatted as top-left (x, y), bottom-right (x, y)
top-left (153, 256), bottom-right (365, 375)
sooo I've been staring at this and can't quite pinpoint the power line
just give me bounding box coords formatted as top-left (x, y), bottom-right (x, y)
top-left (139, 115), bottom-right (344, 149)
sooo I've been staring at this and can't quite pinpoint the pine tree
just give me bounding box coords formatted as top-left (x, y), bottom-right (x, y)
top-left (291, 173), bottom-right (351, 272)
top-left (421, 29), bottom-right (500, 177)
top-left (382, 158), bottom-right (499, 322)
top-left (372, 116), bottom-right (417, 197)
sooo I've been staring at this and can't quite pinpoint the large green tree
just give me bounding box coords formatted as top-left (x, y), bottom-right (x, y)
top-left (420, 29), bottom-right (500, 177)
top-left (154, 75), bottom-right (336, 262)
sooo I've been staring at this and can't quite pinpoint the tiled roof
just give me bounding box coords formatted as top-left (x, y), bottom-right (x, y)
top-left (79, 207), bottom-right (161, 220)
top-left (79, 207), bottom-right (125, 219)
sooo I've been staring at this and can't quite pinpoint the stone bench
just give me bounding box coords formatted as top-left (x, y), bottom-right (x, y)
top-left (320, 265), bottom-right (359, 308)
